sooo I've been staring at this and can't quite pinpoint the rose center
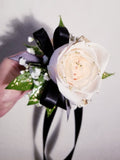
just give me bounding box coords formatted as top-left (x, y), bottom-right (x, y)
top-left (57, 48), bottom-right (99, 90)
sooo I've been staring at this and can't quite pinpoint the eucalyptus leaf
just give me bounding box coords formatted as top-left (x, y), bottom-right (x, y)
top-left (6, 71), bottom-right (33, 91)
top-left (102, 72), bottom-right (114, 79)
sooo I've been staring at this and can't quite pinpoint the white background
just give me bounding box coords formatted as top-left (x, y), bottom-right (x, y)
top-left (0, 0), bottom-right (120, 160)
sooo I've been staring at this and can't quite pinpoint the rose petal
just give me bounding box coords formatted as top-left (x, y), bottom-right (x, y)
top-left (57, 77), bottom-right (88, 106)
top-left (82, 76), bottom-right (101, 95)
top-left (87, 42), bottom-right (110, 74)
top-left (47, 44), bottom-right (68, 83)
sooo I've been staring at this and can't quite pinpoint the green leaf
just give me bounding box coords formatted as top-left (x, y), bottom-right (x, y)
top-left (102, 72), bottom-right (114, 79)
top-left (27, 86), bottom-right (41, 105)
top-left (46, 106), bottom-right (56, 117)
top-left (27, 71), bottom-right (47, 105)
top-left (59, 15), bottom-right (64, 27)
top-left (25, 44), bottom-right (44, 56)
top-left (6, 71), bottom-right (33, 91)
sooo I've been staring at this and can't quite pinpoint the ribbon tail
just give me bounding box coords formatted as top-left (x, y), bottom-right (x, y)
top-left (33, 106), bottom-right (45, 160)
top-left (74, 108), bottom-right (83, 143)
top-left (65, 100), bottom-right (71, 120)
top-left (64, 107), bottom-right (83, 160)
top-left (43, 108), bottom-right (57, 160)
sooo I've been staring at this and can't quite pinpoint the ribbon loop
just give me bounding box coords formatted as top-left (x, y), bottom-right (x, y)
top-left (40, 80), bottom-right (60, 108)
top-left (33, 28), bottom-right (54, 59)
top-left (40, 80), bottom-right (68, 110)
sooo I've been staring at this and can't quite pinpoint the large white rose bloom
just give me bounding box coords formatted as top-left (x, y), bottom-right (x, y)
top-left (48, 41), bottom-right (109, 108)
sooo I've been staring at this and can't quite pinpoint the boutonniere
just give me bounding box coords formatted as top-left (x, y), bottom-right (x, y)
top-left (6, 16), bottom-right (114, 159)
top-left (6, 17), bottom-right (113, 117)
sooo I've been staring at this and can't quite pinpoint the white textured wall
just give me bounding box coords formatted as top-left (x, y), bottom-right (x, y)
top-left (0, 0), bottom-right (120, 160)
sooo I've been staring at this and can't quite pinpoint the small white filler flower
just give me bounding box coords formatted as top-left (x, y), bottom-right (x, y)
top-left (28, 36), bottom-right (34, 43)
top-left (26, 48), bottom-right (35, 55)
top-left (30, 68), bottom-right (41, 79)
top-left (19, 57), bottom-right (28, 68)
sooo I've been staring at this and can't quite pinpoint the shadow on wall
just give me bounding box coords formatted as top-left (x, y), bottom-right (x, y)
top-left (0, 15), bottom-right (53, 62)
top-left (0, 15), bottom-right (53, 160)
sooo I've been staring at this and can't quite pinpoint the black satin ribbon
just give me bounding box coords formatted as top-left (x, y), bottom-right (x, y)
top-left (41, 84), bottom-right (83, 160)
top-left (33, 28), bottom-right (54, 59)
top-left (40, 80), bottom-right (66, 110)
top-left (53, 26), bottom-right (70, 49)
top-left (40, 80), bottom-right (67, 159)
top-left (43, 107), bottom-right (57, 160)
top-left (64, 108), bottom-right (83, 160)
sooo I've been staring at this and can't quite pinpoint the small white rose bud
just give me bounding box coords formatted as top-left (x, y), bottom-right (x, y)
top-left (19, 57), bottom-right (28, 68)
top-left (20, 70), bottom-right (25, 74)
top-left (44, 73), bottom-right (50, 81)
top-left (30, 68), bottom-right (41, 79)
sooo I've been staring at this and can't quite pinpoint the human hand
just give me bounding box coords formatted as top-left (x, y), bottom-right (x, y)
top-left (0, 53), bottom-right (28, 117)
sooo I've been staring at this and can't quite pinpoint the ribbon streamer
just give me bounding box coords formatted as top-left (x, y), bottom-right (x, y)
top-left (43, 107), bottom-right (57, 160)
top-left (65, 99), bottom-right (71, 120)
top-left (64, 108), bottom-right (83, 160)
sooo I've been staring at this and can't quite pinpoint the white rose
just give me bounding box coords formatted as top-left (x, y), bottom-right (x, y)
top-left (48, 41), bottom-right (109, 108)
